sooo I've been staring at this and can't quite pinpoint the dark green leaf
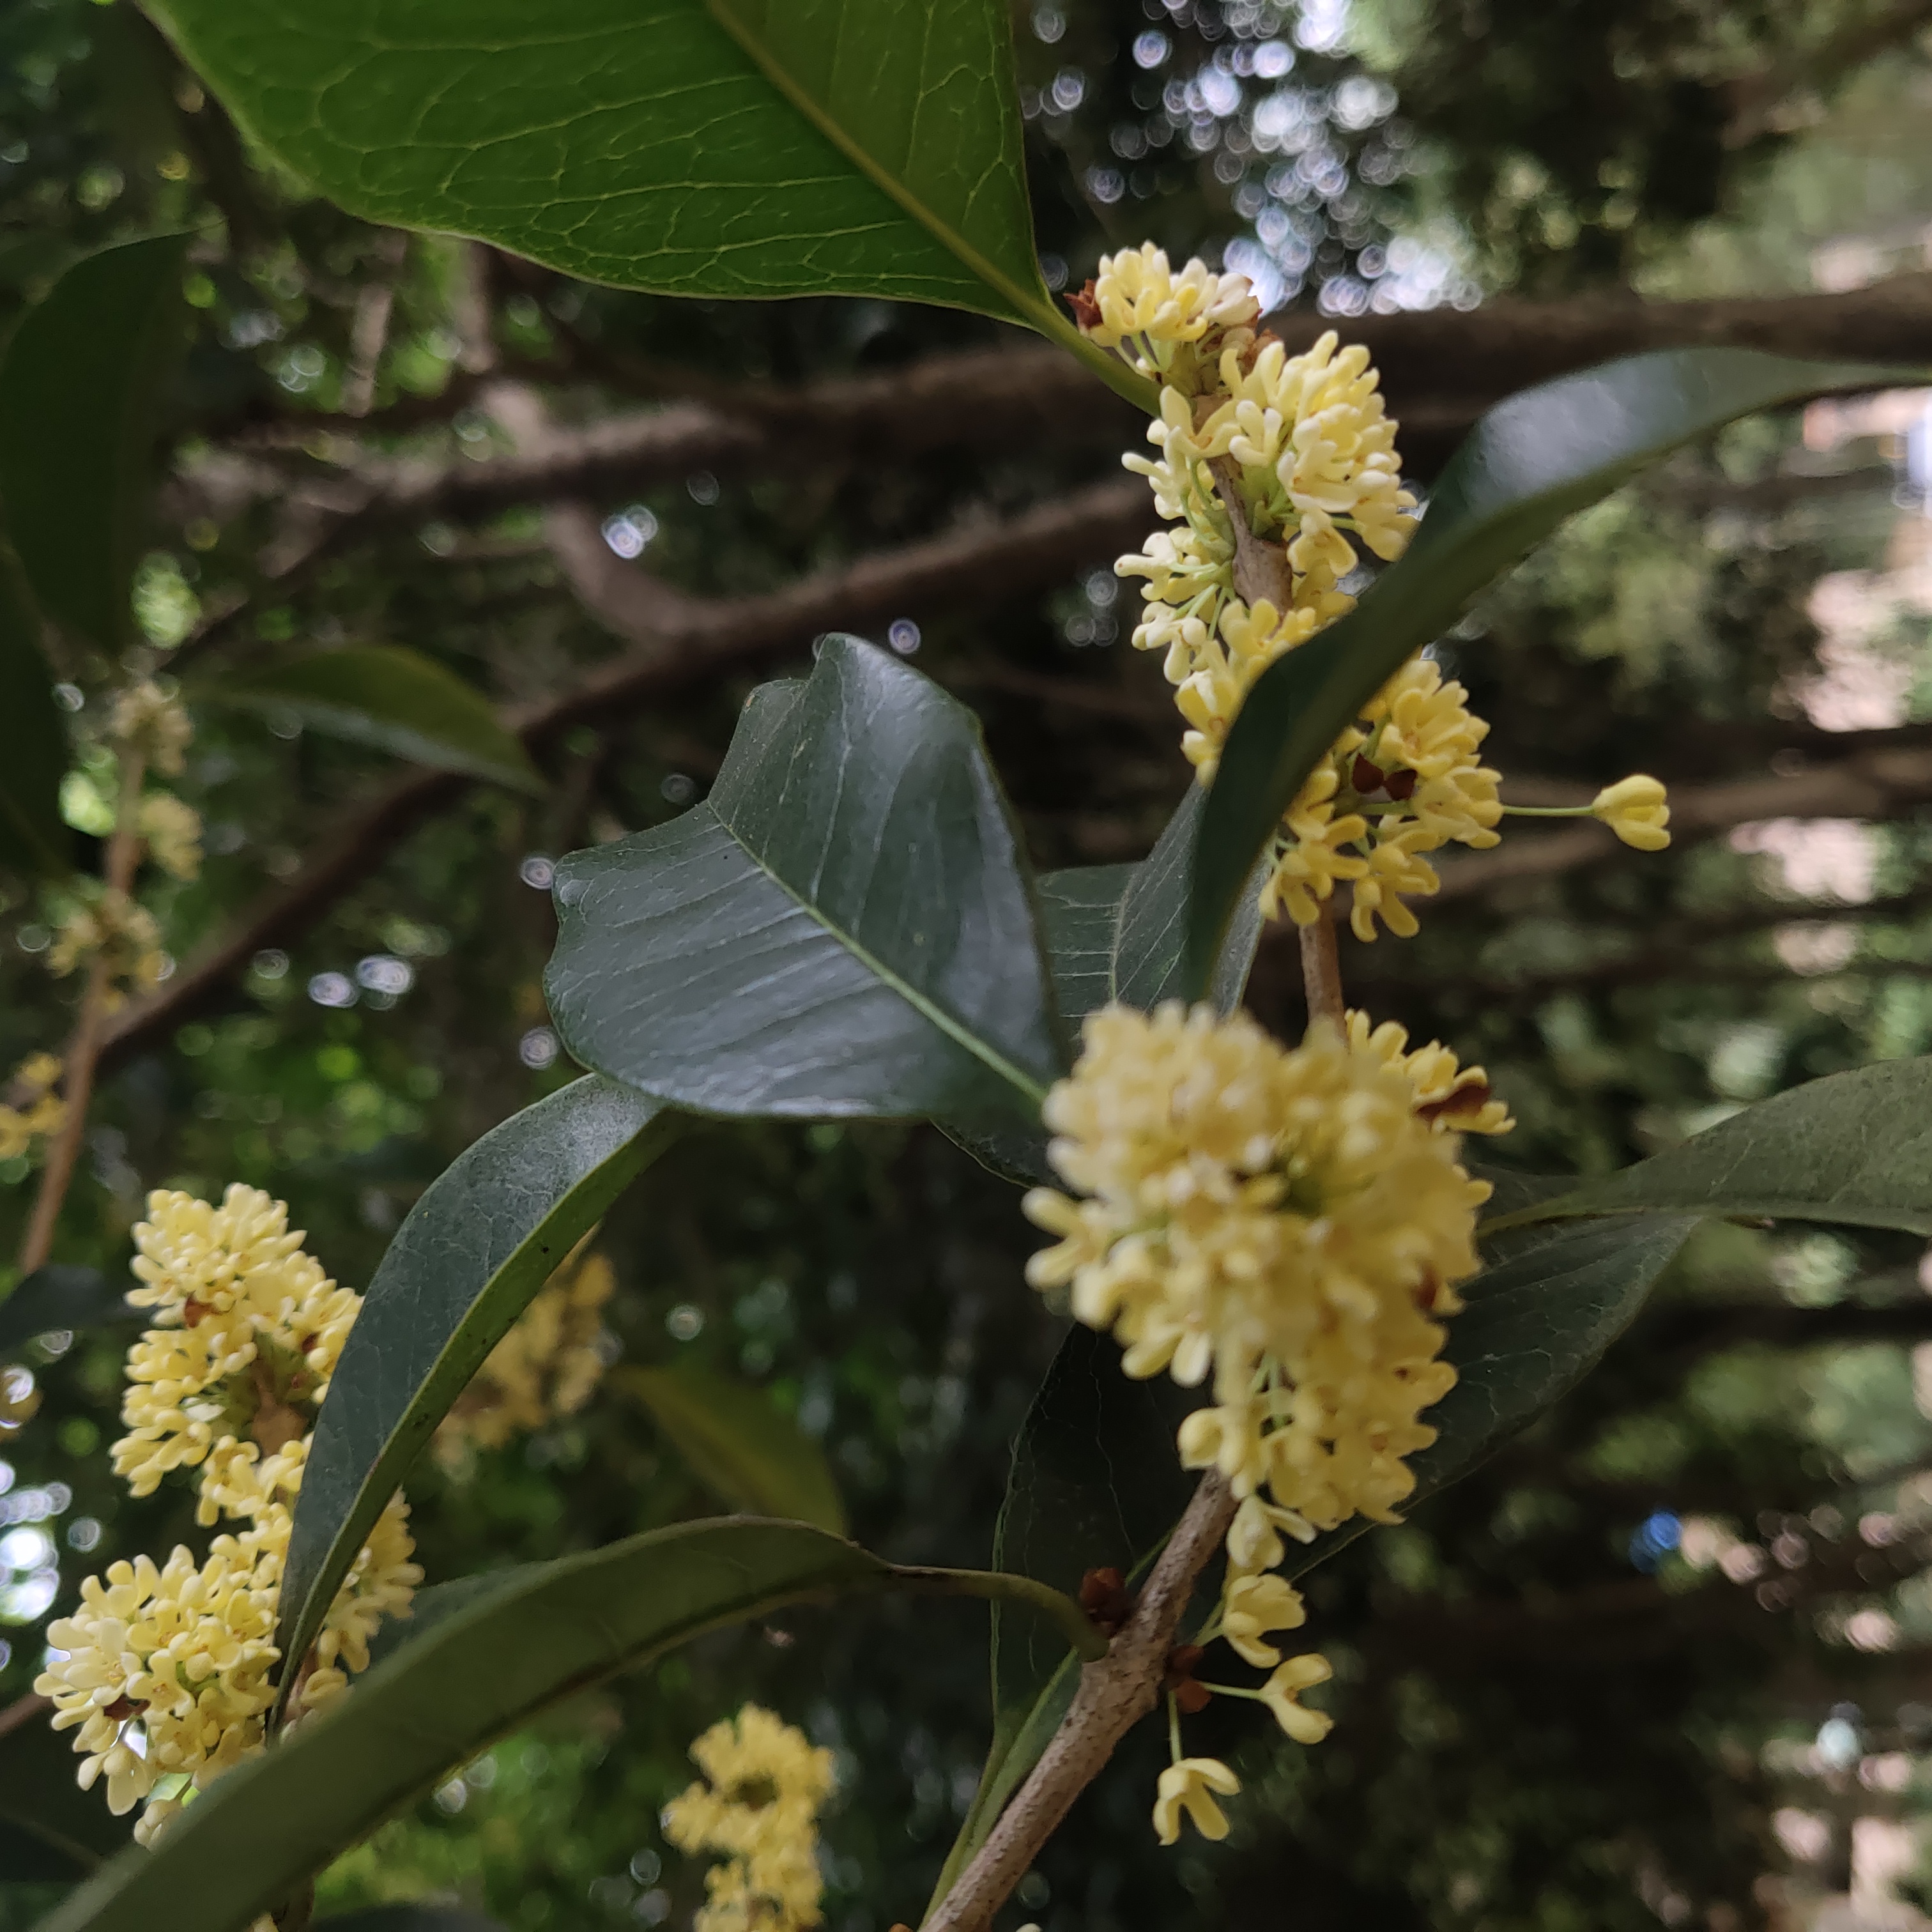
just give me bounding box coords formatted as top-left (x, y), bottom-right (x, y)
top-left (615, 1364), bottom-right (847, 1535)
top-left (942, 786), bottom-right (1267, 1187)
top-left (45, 1519), bottom-right (1096, 1932)
top-left (0, 1267), bottom-right (132, 1358)
top-left (0, 234), bottom-right (189, 656)
top-left (931, 1324), bottom-right (1196, 1902)
top-left (1183, 349), bottom-right (1926, 993)
top-left (139, 0), bottom-right (1132, 392)
top-left (1484, 1058), bottom-right (1932, 1238)
top-left (195, 647), bottom-right (542, 793)
top-left (0, 553), bottom-right (68, 878)
top-left (547, 636), bottom-right (1065, 1126)
top-left (272, 1078), bottom-right (676, 1716)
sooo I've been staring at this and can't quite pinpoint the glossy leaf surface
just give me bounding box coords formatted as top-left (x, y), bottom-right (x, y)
top-left (617, 1363), bottom-right (847, 1535)
top-left (273, 1078), bottom-right (675, 1711)
top-left (0, 234), bottom-right (188, 656)
top-left (1487, 1057), bottom-right (1932, 1237)
top-left (44, 1519), bottom-right (1096, 1932)
top-left (197, 647), bottom-right (542, 793)
top-left (141, 0), bottom-right (1066, 337)
top-left (945, 786), bottom-right (1267, 1186)
top-left (1184, 349), bottom-right (1924, 992)
top-left (548, 637), bottom-right (1064, 1125)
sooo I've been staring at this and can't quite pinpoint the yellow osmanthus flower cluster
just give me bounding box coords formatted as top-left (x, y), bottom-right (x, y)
top-left (1074, 243), bottom-right (1672, 940)
top-left (663, 1705), bottom-right (836, 1932)
top-left (36, 1186), bottom-right (421, 1845)
top-left (1025, 1001), bottom-right (1510, 1841)
top-left (46, 889), bottom-right (166, 996)
top-left (0, 1052), bottom-right (65, 1162)
top-left (435, 1241), bottom-right (615, 1469)
top-left (138, 792), bottom-right (203, 882)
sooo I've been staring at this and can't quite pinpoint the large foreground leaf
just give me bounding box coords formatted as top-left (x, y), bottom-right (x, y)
top-left (1183, 349), bottom-right (1922, 993)
top-left (548, 636), bottom-right (1065, 1126)
top-left (617, 1363), bottom-right (847, 1535)
top-left (139, 0), bottom-right (1102, 364)
top-left (44, 1519), bottom-right (1100, 1932)
top-left (0, 234), bottom-right (188, 656)
top-left (197, 647), bottom-right (542, 793)
top-left (272, 1078), bottom-right (675, 1713)
top-left (939, 1211), bottom-right (1699, 1882)
top-left (1485, 1057), bottom-right (1932, 1238)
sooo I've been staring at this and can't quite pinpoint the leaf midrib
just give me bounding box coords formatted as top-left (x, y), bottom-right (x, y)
top-left (699, 0), bottom-right (1046, 326)
top-left (713, 802), bottom-right (1050, 1108)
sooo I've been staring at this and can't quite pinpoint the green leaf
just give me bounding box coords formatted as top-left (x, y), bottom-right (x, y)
top-left (939, 1211), bottom-right (1698, 1886)
top-left (1483, 1059), bottom-right (1932, 1238)
top-left (931, 1324), bottom-right (1195, 1903)
top-left (941, 786), bottom-right (1268, 1187)
top-left (0, 551), bottom-right (68, 877)
top-left (138, 0), bottom-right (1131, 390)
top-left (547, 636), bottom-right (1066, 1127)
top-left (0, 1266), bottom-right (132, 1357)
top-left (272, 1078), bottom-right (677, 1718)
top-left (195, 647), bottom-right (542, 793)
top-left (1183, 348), bottom-right (1927, 993)
top-left (43, 1519), bottom-right (1098, 1932)
top-left (0, 234), bottom-right (189, 656)
top-left (615, 1363), bottom-right (847, 1535)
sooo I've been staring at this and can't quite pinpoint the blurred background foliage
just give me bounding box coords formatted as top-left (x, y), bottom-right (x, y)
top-left (6, 0), bottom-right (1932, 1928)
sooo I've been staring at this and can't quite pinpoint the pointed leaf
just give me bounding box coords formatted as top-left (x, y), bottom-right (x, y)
top-left (1485, 1058), bottom-right (1932, 1238)
top-left (1183, 349), bottom-right (1929, 993)
top-left (196, 647), bottom-right (542, 793)
top-left (0, 1266), bottom-right (133, 1358)
top-left (548, 636), bottom-right (1065, 1126)
top-left (615, 1363), bottom-right (847, 1535)
top-left (140, 0), bottom-right (1100, 363)
top-left (272, 1078), bottom-right (677, 1713)
top-left (43, 1519), bottom-right (1097, 1932)
top-left (0, 234), bottom-right (189, 656)
top-left (0, 553), bottom-right (68, 877)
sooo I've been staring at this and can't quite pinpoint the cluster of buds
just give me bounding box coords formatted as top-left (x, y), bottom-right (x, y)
top-left (36, 1186), bottom-right (421, 1845)
top-left (1073, 243), bottom-right (1674, 942)
top-left (0, 1052), bottom-right (65, 1162)
top-left (1027, 1001), bottom-right (1512, 1840)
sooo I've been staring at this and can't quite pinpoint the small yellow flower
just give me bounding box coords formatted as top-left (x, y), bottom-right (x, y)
top-left (1259, 1654), bottom-right (1335, 1744)
top-left (1153, 1756), bottom-right (1242, 1844)
top-left (1591, 773), bottom-right (1671, 851)
top-left (664, 1706), bottom-right (835, 1932)
top-left (1077, 244), bottom-right (1261, 388)
top-left (110, 680), bottom-right (192, 777)
top-left (138, 793), bottom-right (203, 881)
top-left (1219, 1571), bottom-right (1308, 1668)
top-left (1346, 1010), bottom-right (1515, 1137)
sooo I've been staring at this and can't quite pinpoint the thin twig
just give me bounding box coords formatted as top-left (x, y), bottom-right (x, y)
top-left (1300, 903), bottom-right (1345, 1027)
top-left (0, 1691), bottom-right (50, 1740)
top-left (923, 1473), bottom-right (1236, 1932)
top-left (18, 751), bottom-right (146, 1275)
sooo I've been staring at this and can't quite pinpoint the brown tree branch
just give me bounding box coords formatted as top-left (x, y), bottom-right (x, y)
top-left (924, 1473), bottom-right (1238, 1932)
top-left (97, 479), bottom-right (1151, 1074)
